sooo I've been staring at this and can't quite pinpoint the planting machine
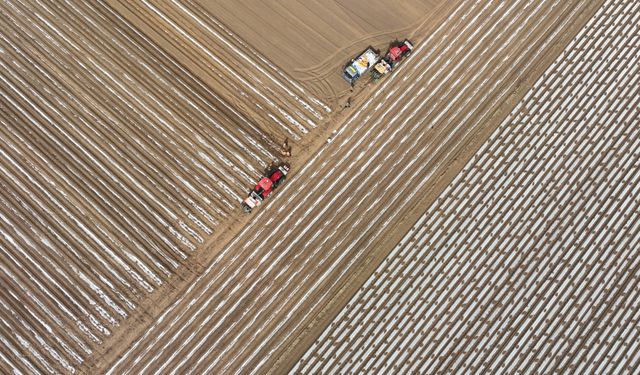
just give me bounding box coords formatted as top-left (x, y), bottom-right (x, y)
top-left (242, 162), bottom-right (290, 213)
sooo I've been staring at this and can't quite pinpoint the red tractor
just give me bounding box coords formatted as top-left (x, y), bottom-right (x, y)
top-left (242, 162), bottom-right (290, 213)
top-left (371, 39), bottom-right (414, 80)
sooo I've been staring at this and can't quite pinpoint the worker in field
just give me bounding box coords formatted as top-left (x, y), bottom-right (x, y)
top-left (281, 137), bottom-right (291, 157)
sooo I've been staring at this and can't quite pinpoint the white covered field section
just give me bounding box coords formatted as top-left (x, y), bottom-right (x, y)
top-left (295, 1), bottom-right (640, 374)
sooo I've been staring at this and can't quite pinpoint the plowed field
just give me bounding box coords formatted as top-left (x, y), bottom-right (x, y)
top-left (295, 1), bottom-right (640, 372)
top-left (1, 0), bottom-right (630, 374)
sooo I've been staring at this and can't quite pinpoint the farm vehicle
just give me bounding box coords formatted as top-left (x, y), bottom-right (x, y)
top-left (342, 39), bottom-right (414, 84)
top-left (371, 40), bottom-right (414, 80)
top-left (241, 162), bottom-right (290, 213)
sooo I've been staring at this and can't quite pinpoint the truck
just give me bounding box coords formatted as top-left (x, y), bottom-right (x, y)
top-left (343, 47), bottom-right (380, 85)
top-left (241, 162), bottom-right (290, 213)
top-left (371, 40), bottom-right (414, 80)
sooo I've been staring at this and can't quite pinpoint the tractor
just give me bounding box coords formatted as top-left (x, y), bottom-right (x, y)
top-left (371, 39), bottom-right (414, 80)
top-left (242, 162), bottom-right (290, 213)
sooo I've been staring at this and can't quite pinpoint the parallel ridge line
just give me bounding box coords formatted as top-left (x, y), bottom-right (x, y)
top-left (109, 0), bottom-right (329, 141)
top-left (294, 1), bottom-right (640, 373)
top-left (0, 0), bottom-right (279, 372)
top-left (102, 0), bottom-right (596, 374)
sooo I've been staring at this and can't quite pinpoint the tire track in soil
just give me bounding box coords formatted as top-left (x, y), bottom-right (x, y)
top-left (106, 0), bottom-right (331, 143)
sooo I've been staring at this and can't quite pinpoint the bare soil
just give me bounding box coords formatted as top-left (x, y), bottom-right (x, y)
top-left (194, 0), bottom-right (450, 100)
top-left (0, 0), bottom-right (607, 374)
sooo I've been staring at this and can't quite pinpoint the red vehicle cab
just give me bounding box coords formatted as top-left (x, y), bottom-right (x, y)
top-left (255, 177), bottom-right (273, 199)
top-left (242, 162), bottom-right (290, 213)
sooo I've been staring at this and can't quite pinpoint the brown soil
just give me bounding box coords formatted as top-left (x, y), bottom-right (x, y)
top-left (0, 0), bottom-right (606, 374)
top-left (194, 0), bottom-right (450, 100)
